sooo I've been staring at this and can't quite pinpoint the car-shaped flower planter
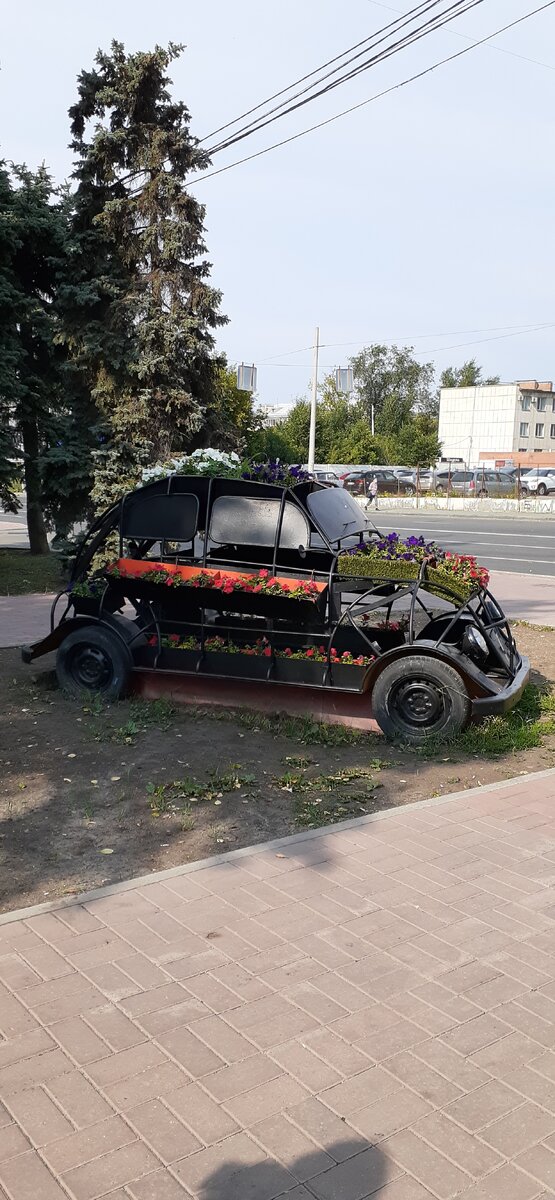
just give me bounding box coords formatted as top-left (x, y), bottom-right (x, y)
top-left (22, 474), bottom-right (530, 743)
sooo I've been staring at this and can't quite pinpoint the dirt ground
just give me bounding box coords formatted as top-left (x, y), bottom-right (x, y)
top-left (1, 624), bottom-right (554, 914)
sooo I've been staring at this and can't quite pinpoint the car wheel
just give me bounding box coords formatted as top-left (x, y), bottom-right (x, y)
top-left (435, 484), bottom-right (444, 495)
top-left (537, 483), bottom-right (547, 496)
top-left (476, 489), bottom-right (488, 498)
top-left (56, 624), bottom-right (132, 701)
top-left (371, 655), bottom-right (470, 744)
top-left (404, 485), bottom-right (415, 496)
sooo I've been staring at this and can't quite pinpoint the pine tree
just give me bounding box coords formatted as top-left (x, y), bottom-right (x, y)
top-left (0, 164), bottom-right (72, 552)
top-left (66, 40), bottom-right (228, 509)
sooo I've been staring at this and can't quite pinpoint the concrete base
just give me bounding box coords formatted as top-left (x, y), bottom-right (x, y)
top-left (132, 668), bottom-right (381, 732)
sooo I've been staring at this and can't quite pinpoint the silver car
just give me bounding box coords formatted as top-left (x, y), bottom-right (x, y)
top-left (436, 469), bottom-right (518, 498)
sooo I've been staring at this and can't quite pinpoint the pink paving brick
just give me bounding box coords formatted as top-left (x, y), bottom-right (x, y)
top-left (3, 772), bottom-right (555, 1198)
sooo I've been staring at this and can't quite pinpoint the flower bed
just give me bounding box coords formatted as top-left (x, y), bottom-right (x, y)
top-left (338, 534), bottom-right (489, 601)
top-left (148, 633), bottom-right (373, 667)
top-left (105, 560), bottom-right (327, 622)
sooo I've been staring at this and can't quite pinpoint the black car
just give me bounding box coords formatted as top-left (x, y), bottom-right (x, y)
top-left (22, 475), bottom-right (529, 743)
top-left (342, 469), bottom-right (415, 497)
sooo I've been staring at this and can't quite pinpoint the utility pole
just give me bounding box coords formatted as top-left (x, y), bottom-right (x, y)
top-left (308, 326), bottom-right (320, 473)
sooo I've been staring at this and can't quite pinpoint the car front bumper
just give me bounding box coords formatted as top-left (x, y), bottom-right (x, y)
top-left (471, 655), bottom-right (531, 717)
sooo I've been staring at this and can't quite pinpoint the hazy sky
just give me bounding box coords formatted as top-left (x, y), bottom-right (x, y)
top-left (2, 0), bottom-right (555, 405)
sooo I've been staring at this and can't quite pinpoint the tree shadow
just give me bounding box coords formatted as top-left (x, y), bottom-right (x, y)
top-left (191, 1137), bottom-right (392, 1200)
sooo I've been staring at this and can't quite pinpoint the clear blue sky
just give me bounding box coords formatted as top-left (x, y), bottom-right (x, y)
top-left (2, 0), bottom-right (555, 404)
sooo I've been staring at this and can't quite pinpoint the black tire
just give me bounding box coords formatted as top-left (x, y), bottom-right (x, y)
top-left (372, 654), bottom-right (470, 744)
top-left (404, 486), bottom-right (415, 496)
top-left (435, 484), bottom-right (444, 495)
top-left (56, 624), bottom-right (132, 701)
top-left (476, 489), bottom-right (488, 498)
top-left (537, 483), bottom-right (547, 496)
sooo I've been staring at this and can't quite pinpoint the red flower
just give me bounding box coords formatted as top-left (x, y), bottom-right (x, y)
top-left (169, 634), bottom-right (180, 643)
top-left (264, 645), bottom-right (272, 657)
top-left (147, 635), bottom-right (157, 646)
top-left (305, 648), bottom-right (314, 658)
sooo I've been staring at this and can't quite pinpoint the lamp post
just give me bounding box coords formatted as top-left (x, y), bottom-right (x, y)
top-left (307, 327), bottom-right (320, 473)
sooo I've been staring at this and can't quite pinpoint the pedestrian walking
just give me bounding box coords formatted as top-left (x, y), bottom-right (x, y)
top-left (367, 474), bottom-right (379, 510)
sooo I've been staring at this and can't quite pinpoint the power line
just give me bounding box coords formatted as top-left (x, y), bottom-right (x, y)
top-left (190, 1), bottom-right (555, 185)
top-left (249, 321), bottom-right (555, 368)
top-left (200, 0), bottom-right (444, 143)
top-left (207, 0), bottom-right (485, 156)
top-left (367, 0), bottom-right (555, 70)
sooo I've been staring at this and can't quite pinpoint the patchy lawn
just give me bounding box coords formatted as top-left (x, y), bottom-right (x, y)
top-left (1, 623), bottom-right (554, 914)
top-left (0, 548), bottom-right (65, 596)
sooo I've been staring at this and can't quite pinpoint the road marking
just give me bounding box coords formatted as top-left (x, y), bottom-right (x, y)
top-left (379, 523), bottom-right (555, 541)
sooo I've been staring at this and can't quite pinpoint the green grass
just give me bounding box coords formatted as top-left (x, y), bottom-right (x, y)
top-left (417, 684), bottom-right (555, 759)
top-left (146, 766), bottom-right (257, 817)
top-left (0, 548), bottom-right (65, 596)
top-left (236, 710), bottom-right (372, 746)
top-left (87, 697), bottom-right (177, 743)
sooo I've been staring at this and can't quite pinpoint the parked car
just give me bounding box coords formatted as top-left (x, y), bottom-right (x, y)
top-left (435, 469), bottom-right (518, 498)
top-left (21, 473), bottom-right (528, 743)
top-left (519, 468), bottom-right (555, 496)
top-left (342, 469), bottom-right (416, 497)
top-left (312, 470), bottom-right (341, 485)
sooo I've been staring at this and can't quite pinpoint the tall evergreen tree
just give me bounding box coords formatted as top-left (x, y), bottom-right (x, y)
top-left (0, 164), bottom-right (72, 552)
top-left (66, 40), bottom-right (227, 509)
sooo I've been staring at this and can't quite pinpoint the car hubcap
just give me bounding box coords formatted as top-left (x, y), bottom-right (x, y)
top-left (70, 645), bottom-right (113, 690)
top-left (390, 677), bottom-right (445, 727)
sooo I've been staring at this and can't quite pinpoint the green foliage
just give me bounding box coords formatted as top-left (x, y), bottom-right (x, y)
top-left (65, 40), bottom-right (228, 510)
top-left (351, 344), bottom-right (437, 427)
top-left (440, 359), bottom-right (500, 389)
top-left (196, 365), bottom-right (257, 453)
top-left (394, 413), bottom-right (441, 468)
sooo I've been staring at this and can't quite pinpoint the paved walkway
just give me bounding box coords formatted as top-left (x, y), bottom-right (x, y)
top-left (2, 774), bottom-right (555, 1197)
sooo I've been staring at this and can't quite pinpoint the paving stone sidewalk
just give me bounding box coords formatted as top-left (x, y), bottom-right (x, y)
top-left (2, 774), bottom-right (555, 1198)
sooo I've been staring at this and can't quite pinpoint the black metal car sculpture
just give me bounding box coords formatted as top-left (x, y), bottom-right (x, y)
top-left (22, 475), bottom-right (530, 743)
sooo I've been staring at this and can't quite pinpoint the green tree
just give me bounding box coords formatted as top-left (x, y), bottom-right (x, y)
top-left (193, 365), bottom-right (256, 454)
top-left (65, 40), bottom-right (227, 509)
top-left (0, 164), bottom-right (72, 552)
top-left (277, 400), bottom-right (311, 462)
top-left (394, 414), bottom-right (442, 468)
top-left (440, 359), bottom-right (500, 389)
top-left (350, 344), bottom-right (436, 430)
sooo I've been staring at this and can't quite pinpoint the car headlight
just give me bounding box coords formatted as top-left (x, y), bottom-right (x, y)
top-left (462, 625), bottom-right (489, 663)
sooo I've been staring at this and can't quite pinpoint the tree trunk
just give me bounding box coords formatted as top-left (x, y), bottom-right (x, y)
top-left (21, 418), bottom-right (50, 555)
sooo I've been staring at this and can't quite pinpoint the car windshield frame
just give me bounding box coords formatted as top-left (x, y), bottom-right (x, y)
top-left (306, 485), bottom-right (373, 544)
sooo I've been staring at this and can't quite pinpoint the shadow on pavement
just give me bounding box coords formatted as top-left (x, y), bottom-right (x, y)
top-left (193, 1138), bottom-right (392, 1200)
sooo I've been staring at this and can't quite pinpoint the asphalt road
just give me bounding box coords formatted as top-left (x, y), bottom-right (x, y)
top-left (2, 508), bottom-right (555, 577)
top-left (371, 512), bottom-right (555, 577)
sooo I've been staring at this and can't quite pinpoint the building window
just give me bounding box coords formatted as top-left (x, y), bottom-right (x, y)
top-left (538, 398), bottom-right (547, 412)
top-left (521, 397), bottom-right (531, 411)
top-left (535, 423), bottom-right (545, 438)
top-left (551, 425), bottom-right (555, 439)
top-left (519, 422), bottom-right (529, 437)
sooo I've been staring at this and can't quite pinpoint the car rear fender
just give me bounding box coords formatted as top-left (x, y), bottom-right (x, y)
top-left (363, 641), bottom-right (498, 700)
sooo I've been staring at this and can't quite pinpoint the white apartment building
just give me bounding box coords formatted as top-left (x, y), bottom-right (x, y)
top-left (438, 380), bottom-right (555, 465)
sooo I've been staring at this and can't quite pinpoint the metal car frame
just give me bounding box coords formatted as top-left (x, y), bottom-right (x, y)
top-left (22, 475), bottom-right (530, 724)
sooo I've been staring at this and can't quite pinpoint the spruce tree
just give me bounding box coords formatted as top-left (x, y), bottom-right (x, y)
top-left (66, 40), bottom-right (227, 509)
top-left (0, 165), bottom-right (72, 552)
